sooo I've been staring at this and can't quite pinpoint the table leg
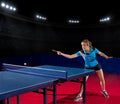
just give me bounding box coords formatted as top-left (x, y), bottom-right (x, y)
top-left (17, 96), bottom-right (20, 104)
top-left (43, 88), bottom-right (47, 104)
top-left (53, 84), bottom-right (56, 104)
top-left (7, 98), bottom-right (11, 104)
top-left (83, 76), bottom-right (86, 103)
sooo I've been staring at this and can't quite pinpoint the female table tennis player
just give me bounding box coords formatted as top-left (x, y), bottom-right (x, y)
top-left (52, 39), bottom-right (112, 102)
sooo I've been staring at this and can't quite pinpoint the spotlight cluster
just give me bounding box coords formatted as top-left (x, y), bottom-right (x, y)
top-left (36, 14), bottom-right (47, 21)
top-left (99, 17), bottom-right (111, 22)
top-left (1, 2), bottom-right (16, 11)
top-left (68, 19), bottom-right (80, 24)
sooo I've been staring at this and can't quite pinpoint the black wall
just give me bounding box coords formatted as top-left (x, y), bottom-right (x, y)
top-left (0, 13), bottom-right (120, 57)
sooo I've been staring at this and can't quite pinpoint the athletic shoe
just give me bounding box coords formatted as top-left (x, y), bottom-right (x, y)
top-left (74, 94), bottom-right (83, 102)
top-left (101, 90), bottom-right (109, 98)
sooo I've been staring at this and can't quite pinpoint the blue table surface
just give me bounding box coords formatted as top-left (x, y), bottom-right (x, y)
top-left (0, 71), bottom-right (57, 100)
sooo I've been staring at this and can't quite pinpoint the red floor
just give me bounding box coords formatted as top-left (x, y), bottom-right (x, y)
top-left (9, 73), bottom-right (120, 104)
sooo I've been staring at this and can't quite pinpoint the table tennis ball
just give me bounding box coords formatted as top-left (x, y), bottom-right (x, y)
top-left (24, 63), bottom-right (27, 65)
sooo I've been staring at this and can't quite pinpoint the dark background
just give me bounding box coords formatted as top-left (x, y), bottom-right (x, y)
top-left (0, 12), bottom-right (119, 57)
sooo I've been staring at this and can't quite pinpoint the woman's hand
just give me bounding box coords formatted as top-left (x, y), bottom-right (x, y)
top-left (106, 56), bottom-right (113, 59)
top-left (52, 49), bottom-right (62, 55)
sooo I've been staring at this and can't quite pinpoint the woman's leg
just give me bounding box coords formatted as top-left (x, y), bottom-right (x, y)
top-left (96, 69), bottom-right (109, 97)
top-left (79, 76), bottom-right (89, 96)
top-left (74, 76), bottom-right (89, 101)
top-left (96, 69), bottom-right (105, 90)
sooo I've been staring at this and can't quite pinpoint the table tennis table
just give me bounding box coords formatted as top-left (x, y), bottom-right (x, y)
top-left (0, 63), bottom-right (95, 104)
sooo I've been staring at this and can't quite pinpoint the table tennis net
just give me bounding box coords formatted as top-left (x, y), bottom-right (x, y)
top-left (2, 63), bottom-right (67, 79)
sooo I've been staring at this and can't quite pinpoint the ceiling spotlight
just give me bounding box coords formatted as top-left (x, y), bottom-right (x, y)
top-left (1, 2), bottom-right (5, 7)
top-left (13, 7), bottom-right (16, 11)
top-left (10, 6), bottom-right (13, 10)
top-left (6, 5), bottom-right (9, 9)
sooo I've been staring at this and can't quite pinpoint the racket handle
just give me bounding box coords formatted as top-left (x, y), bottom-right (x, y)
top-left (52, 49), bottom-right (58, 53)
